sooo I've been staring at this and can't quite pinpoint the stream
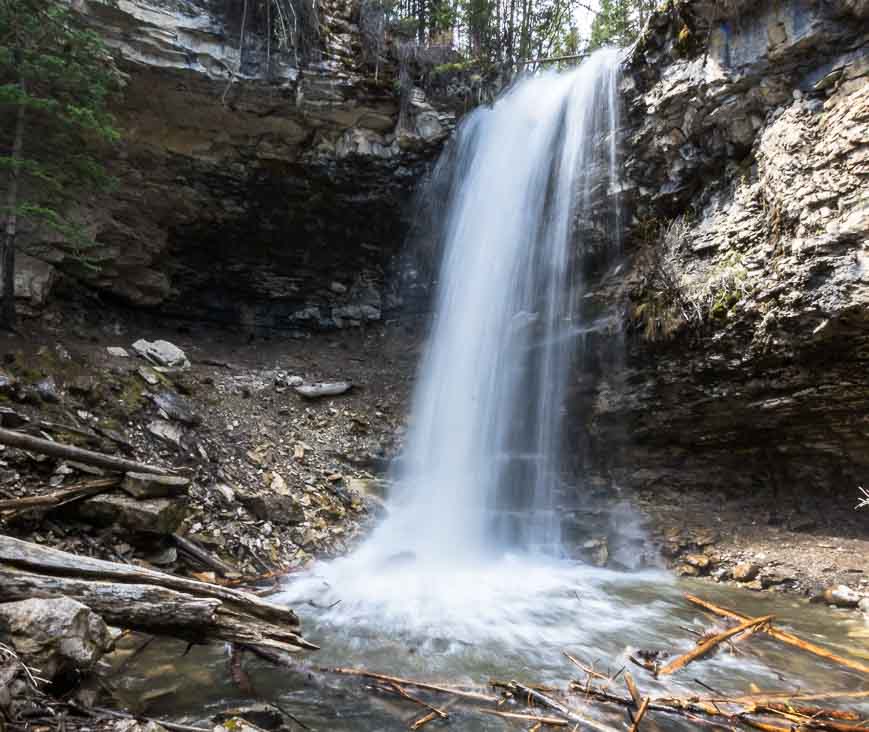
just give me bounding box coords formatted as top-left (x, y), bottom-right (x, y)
top-left (118, 568), bottom-right (868, 730)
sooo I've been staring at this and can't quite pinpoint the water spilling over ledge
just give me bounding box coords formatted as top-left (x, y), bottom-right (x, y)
top-left (280, 48), bottom-right (629, 620)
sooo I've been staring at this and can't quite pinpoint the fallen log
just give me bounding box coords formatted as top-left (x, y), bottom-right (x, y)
top-left (0, 428), bottom-right (170, 476)
top-left (0, 567), bottom-right (311, 653)
top-left (173, 533), bottom-right (239, 578)
top-left (657, 615), bottom-right (774, 676)
top-left (0, 478), bottom-right (119, 513)
top-left (684, 594), bottom-right (869, 675)
top-left (0, 535), bottom-right (296, 627)
top-left (0, 536), bottom-right (313, 654)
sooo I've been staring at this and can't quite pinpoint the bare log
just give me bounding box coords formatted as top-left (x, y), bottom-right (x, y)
top-left (685, 594), bottom-right (869, 675)
top-left (173, 533), bottom-right (239, 577)
top-left (0, 535), bottom-right (301, 629)
top-left (0, 564), bottom-right (314, 654)
top-left (0, 427), bottom-right (170, 476)
top-left (658, 615), bottom-right (774, 676)
top-left (0, 478), bottom-right (119, 513)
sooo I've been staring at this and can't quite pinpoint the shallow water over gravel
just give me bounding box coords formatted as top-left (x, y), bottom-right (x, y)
top-left (122, 570), bottom-right (868, 731)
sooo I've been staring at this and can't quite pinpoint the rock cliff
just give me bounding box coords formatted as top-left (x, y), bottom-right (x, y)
top-left (22, 0), bottom-right (454, 330)
top-left (577, 0), bottom-right (869, 507)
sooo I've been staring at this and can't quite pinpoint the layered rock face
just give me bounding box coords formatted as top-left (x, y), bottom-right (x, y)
top-left (26, 0), bottom-right (453, 330)
top-left (576, 0), bottom-right (869, 505)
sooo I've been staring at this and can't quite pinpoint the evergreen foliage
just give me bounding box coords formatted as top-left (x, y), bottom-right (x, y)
top-left (0, 0), bottom-right (123, 328)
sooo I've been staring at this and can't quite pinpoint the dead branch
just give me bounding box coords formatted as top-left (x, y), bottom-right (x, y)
top-left (0, 477), bottom-right (119, 513)
top-left (684, 594), bottom-right (869, 675)
top-left (325, 667), bottom-right (498, 703)
top-left (508, 681), bottom-right (618, 731)
top-left (658, 615), bottom-right (775, 676)
top-left (0, 427), bottom-right (170, 476)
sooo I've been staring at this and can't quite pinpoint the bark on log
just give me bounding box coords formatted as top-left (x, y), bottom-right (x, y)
top-left (0, 535), bottom-right (297, 627)
top-left (0, 478), bottom-right (119, 513)
top-left (173, 533), bottom-right (238, 577)
top-left (0, 536), bottom-right (314, 653)
top-left (0, 428), bottom-right (170, 476)
top-left (0, 567), bottom-right (313, 652)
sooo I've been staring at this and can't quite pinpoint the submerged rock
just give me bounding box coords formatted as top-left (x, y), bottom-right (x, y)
top-left (823, 585), bottom-right (861, 608)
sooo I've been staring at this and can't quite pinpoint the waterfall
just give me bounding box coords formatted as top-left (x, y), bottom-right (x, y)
top-left (279, 49), bottom-right (627, 635)
top-left (381, 48), bottom-right (623, 563)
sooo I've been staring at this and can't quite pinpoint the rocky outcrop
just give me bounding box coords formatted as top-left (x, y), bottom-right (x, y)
top-left (22, 0), bottom-right (453, 330)
top-left (576, 0), bottom-right (869, 508)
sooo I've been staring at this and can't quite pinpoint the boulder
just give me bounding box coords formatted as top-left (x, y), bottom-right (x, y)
top-left (78, 493), bottom-right (188, 534)
top-left (152, 390), bottom-right (200, 425)
top-left (238, 493), bottom-right (305, 525)
top-left (732, 562), bottom-right (760, 582)
top-left (121, 472), bottom-right (190, 499)
top-left (0, 597), bottom-right (111, 681)
top-left (106, 347), bottom-right (130, 358)
top-left (35, 377), bottom-right (61, 403)
top-left (132, 340), bottom-right (190, 369)
top-left (147, 419), bottom-right (184, 447)
top-left (14, 254), bottom-right (55, 306)
top-left (684, 554), bottom-right (712, 572)
top-left (294, 382), bottom-right (351, 399)
top-left (823, 585), bottom-right (861, 608)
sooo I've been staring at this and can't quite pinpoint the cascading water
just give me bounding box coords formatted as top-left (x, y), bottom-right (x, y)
top-left (279, 49), bottom-right (640, 640)
top-left (384, 48), bottom-right (623, 562)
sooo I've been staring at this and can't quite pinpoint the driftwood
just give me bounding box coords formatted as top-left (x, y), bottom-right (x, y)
top-left (507, 681), bottom-right (618, 732)
top-left (479, 709), bottom-right (569, 726)
top-left (629, 698), bottom-right (650, 731)
top-left (684, 594), bottom-right (869, 674)
top-left (0, 477), bottom-right (119, 513)
top-left (657, 615), bottom-right (774, 675)
top-left (0, 427), bottom-right (170, 476)
top-left (173, 533), bottom-right (239, 577)
top-left (326, 667), bottom-right (499, 703)
top-left (0, 535), bottom-right (314, 653)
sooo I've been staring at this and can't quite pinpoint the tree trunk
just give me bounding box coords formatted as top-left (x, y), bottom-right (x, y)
top-left (0, 535), bottom-right (317, 653)
top-left (1, 92), bottom-right (25, 331)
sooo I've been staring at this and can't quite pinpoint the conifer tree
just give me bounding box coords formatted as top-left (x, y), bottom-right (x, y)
top-left (0, 0), bottom-right (123, 328)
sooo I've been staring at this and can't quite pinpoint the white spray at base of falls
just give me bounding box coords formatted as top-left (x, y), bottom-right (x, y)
top-left (277, 49), bottom-right (655, 642)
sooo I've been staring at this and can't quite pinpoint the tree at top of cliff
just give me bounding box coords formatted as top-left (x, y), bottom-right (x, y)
top-left (587, 0), bottom-right (654, 51)
top-left (0, 0), bottom-right (123, 329)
